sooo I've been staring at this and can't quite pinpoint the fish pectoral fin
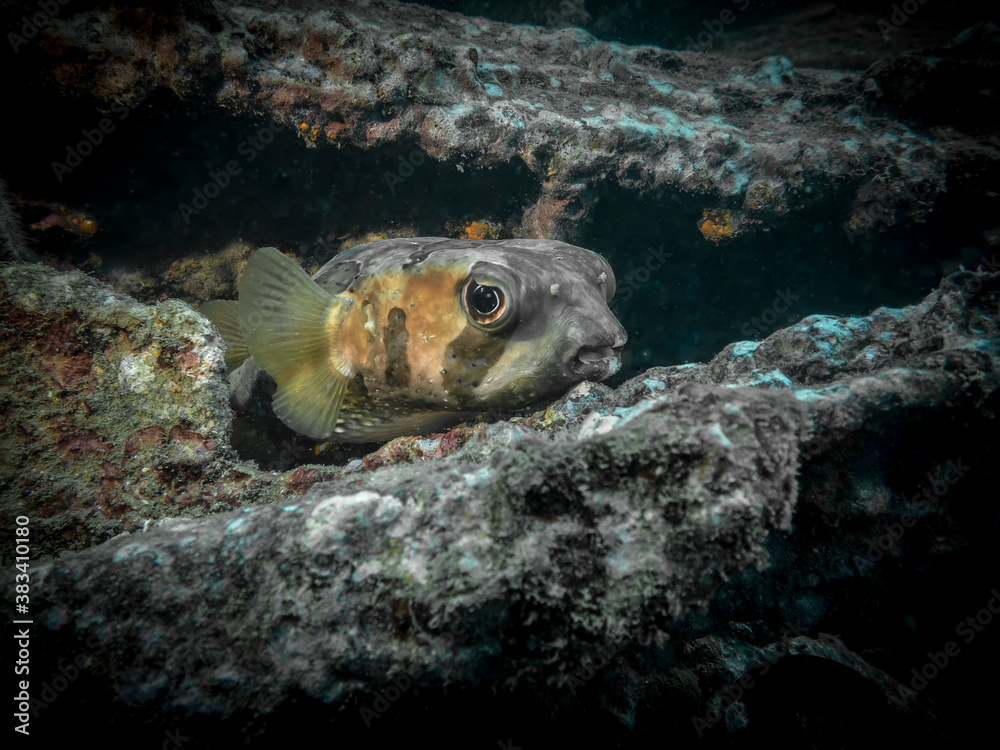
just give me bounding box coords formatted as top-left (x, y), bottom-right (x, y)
top-left (239, 246), bottom-right (354, 439)
top-left (199, 299), bottom-right (248, 371)
top-left (271, 361), bottom-right (350, 440)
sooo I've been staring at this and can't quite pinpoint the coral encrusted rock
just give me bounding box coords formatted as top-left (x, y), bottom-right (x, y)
top-left (6, 267), bottom-right (997, 746)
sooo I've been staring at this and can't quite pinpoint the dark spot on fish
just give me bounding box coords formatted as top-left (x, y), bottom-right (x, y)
top-left (346, 372), bottom-right (369, 399)
top-left (384, 307), bottom-right (411, 387)
top-left (400, 249), bottom-right (432, 270)
top-left (314, 259), bottom-right (362, 293)
top-left (442, 325), bottom-right (508, 399)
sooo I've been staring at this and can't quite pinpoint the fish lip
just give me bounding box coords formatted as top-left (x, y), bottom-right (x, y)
top-left (571, 343), bottom-right (624, 379)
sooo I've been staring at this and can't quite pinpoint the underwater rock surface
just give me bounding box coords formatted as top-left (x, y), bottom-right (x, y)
top-left (13, 0), bottom-right (998, 242)
top-left (0, 262), bottom-right (234, 561)
top-left (8, 264), bottom-right (998, 744)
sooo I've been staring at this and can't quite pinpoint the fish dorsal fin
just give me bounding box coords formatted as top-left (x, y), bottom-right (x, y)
top-left (199, 299), bottom-right (248, 371)
top-left (238, 247), bottom-right (354, 440)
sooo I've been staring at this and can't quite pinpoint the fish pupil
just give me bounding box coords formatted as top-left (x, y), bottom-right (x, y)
top-left (472, 285), bottom-right (500, 315)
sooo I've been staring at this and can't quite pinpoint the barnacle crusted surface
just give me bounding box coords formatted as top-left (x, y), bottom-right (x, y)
top-left (22, 0), bottom-right (998, 239)
top-left (34, 383), bottom-right (807, 711)
top-left (12, 267), bottom-right (999, 726)
top-left (1, 263), bottom-right (266, 562)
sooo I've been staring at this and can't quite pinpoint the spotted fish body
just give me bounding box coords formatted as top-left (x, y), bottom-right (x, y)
top-left (202, 237), bottom-right (626, 442)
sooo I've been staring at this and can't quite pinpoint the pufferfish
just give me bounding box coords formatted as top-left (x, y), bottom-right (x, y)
top-left (200, 237), bottom-right (627, 443)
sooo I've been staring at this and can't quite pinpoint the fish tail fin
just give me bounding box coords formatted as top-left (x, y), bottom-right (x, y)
top-left (238, 247), bottom-right (354, 439)
top-left (199, 300), bottom-right (249, 371)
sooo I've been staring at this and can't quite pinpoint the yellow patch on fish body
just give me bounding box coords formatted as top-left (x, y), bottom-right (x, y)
top-left (201, 238), bottom-right (627, 442)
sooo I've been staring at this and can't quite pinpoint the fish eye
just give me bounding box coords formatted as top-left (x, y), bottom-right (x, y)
top-left (462, 277), bottom-right (511, 329)
top-left (472, 285), bottom-right (501, 315)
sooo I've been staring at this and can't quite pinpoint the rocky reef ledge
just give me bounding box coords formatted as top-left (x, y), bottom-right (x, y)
top-left (3, 261), bottom-right (998, 745)
top-left (10, 1), bottom-right (999, 242)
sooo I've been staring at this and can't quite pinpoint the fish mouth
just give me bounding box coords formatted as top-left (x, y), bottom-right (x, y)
top-left (572, 343), bottom-right (624, 379)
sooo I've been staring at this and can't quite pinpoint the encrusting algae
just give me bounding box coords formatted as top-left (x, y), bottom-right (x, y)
top-left (699, 208), bottom-right (737, 243)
